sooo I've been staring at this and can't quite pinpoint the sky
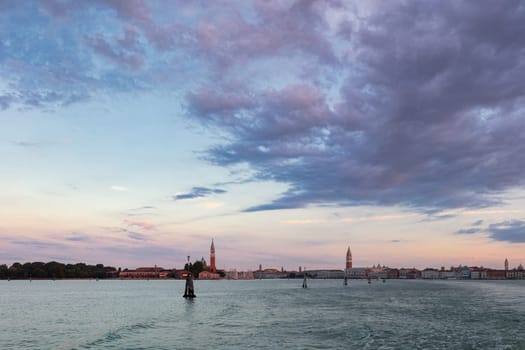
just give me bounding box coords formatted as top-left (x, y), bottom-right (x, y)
top-left (1, 0), bottom-right (524, 270)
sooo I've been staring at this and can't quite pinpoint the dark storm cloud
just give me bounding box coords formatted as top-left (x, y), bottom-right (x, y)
top-left (188, 1), bottom-right (525, 212)
top-left (487, 220), bottom-right (525, 243)
top-left (173, 187), bottom-right (226, 200)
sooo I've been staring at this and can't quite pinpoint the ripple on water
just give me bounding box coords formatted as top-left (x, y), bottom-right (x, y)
top-left (1, 280), bottom-right (525, 349)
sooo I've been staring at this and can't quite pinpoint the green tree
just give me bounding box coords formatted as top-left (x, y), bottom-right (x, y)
top-left (1, 261), bottom-right (117, 279)
top-left (45, 261), bottom-right (66, 279)
top-left (22, 262), bottom-right (33, 278)
top-left (191, 260), bottom-right (204, 278)
top-left (8, 263), bottom-right (24, 279)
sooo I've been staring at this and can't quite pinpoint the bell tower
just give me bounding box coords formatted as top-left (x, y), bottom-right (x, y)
top-left (346, 246), bottom-right (352, 269)
top-left (210, 239), bottom-right (216, 272)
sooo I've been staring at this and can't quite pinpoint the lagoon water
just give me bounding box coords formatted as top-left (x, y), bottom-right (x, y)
top-left (1, 279), bottom-right (524, 349)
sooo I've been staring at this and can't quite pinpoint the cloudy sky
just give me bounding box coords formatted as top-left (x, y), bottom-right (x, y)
top-left (1, 0), bottom-right (524, 270)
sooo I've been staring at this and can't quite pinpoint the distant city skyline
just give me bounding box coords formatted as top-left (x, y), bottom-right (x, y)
top-left (1, 1), bottom-right (524, 270)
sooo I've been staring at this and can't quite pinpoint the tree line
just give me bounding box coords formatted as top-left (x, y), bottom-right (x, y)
top-left (0, 261), bottom-right (118, 279)
top-left (183, 260), bottom-right (225, 278)
top-left (184, 260), bottom-right (204, 277)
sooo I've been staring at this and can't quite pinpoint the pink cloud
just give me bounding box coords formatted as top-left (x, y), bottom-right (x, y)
top-left (84, 34), bottom-right (144, 70)
top-left (116, 26), bottom-right (142, 52)
top-left (100, 0), bottom-right (152, 22)
top-left (124, 218), bottom-right (155, 230)
top-left (39, 0), bottom-right (70, 17)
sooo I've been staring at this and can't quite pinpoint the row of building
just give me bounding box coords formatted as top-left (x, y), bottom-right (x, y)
top-left (119, 239), bottom-right (221, 279)
top-left (118, 242), bottom-right (525, 281)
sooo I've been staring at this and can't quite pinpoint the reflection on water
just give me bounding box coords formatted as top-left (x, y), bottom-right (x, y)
top-left (1, 279), bottom-right (524, 349)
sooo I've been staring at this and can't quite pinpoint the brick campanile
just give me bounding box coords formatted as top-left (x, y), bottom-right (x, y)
top-left (346, 246), bottom-right (352, 269)
top-left (210, 239), bottom-right (216, 272)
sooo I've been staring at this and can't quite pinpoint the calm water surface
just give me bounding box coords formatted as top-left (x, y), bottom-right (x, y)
top-left (1, 279), bottom-right (524, 349)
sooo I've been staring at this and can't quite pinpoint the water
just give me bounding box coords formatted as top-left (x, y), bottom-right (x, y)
top-left (1, 279), bottom-right (524, 349)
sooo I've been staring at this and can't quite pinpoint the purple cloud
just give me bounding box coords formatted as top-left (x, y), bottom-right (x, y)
top-left (95, 0), bottom-right (152, 22)
top-left (39, 0), bottom-right (69, 17)
top-left (455, 228), bottom-right (482, 235)
top-left (10, 238), bottom-right (66, 249)
top-left (173, 187), bottom-right (227, 201)
top-left (84, 33), bottom-right (144, 70)
top-left (455, 219), bottom-right (525, 243)
top-left (126, 231), bottom-right (148, 241)
top-left (191, 1), bottom-right (339, 71)
top-left (487, 220), bottom-right (525, 243)
top-left (124, 218), bottom-right (155, 230)
top-left (64, 233), bottom-right (92, 242)
top-left (187, 1), bottom-right (525, 212)
top-left (2, 1), bottom-right (524, 215)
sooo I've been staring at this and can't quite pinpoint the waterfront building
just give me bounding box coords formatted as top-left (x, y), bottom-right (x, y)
top-left (470, 267), bottom-right (483, 280)
top-left (197, 238), bottom-right (221, 279)
top-left (399, 268), bottom-right (421, 279)
top-left (119, 266), bottom-right (170, 279)
top-left (306, 269), bottom-right (345, 279)
top-left (253, 268), bottom-right (287, 279)
top-left (505, 258), bottom-right (509, 271)
top-left (439, 269), bottom-right (456, 279)
top-left (225, 270), bottom-right (252, 280)
top-left (225, 269), bottom-right (239, 280)
top-left (346, 267), bottom-right (368, 279)
top-left (174, 269), bottom-right (191, 279)
top-left (460, 266), bottom-right (471, 279)
top-left (385, 268), bottom-right (399, 279)
top-left (237, 271), bottom-right (254, 280)
top-left (367, 266), bottom-right (385, 279)
top-left (198, 270), bottom-right (220, 279)
top-left (507, 265), bottom-right (525, 279)
top-left (421, 268), bottom-right (441, 279)
top-left (481, 269), bottom-right (506, 280)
